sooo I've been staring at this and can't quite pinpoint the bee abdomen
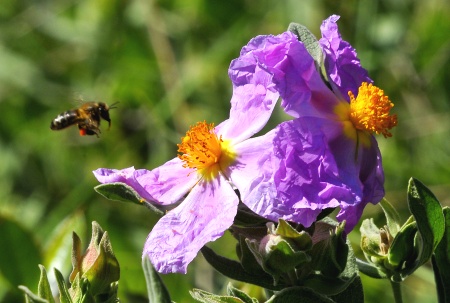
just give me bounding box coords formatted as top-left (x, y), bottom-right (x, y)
top-left (50, 110), bottom-right (80, 130)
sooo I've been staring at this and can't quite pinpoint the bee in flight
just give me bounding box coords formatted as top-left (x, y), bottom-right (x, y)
top-left (50, 102), bottom-right (118, 137)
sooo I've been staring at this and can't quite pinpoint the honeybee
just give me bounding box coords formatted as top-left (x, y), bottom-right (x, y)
top-left (50, 102), bottom-right (118, 137)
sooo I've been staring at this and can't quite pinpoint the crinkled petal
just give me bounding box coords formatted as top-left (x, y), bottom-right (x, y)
top-left (143, 174), bottom-right (238, 274)
top-left (217, 77), bottom-right (279, 143)
top-left (219, 34), bottom-right (300, 142)
top-left (270, 36), bottom-right (339, 119)
top-left (229, 32), bottom-right (297, 87)
top-left (93, 167), bottom-right (157, 203)
top-left (319, 15), bottom-right (372, 100)
top-left (230, 119), bottom-right (358, 228)
top-left (332, 134), bottom-right (384, 232)
top-left (135, 157), bottom-right (199, 205)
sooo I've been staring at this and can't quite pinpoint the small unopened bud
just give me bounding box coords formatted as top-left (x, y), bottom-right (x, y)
top-left (70, 221), bottom-right (120, 300)
top-left (246, 220), bottom-right (312, 283)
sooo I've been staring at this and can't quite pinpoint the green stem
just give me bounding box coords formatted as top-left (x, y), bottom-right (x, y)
top-left (390, 280), bottom-right (403, 303)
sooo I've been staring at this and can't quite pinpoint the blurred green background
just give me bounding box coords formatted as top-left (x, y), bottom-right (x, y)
top-left (0, 0), bottom-right (449, 302)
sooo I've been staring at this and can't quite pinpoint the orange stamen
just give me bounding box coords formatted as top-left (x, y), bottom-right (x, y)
top-left (348, 82), bottom-right (397, 138)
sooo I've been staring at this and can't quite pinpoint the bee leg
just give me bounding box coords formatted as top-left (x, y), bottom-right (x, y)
top-left (78, 124), bottom-right (100, 137)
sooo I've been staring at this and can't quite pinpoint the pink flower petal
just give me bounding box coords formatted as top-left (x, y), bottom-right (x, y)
top-left (93, 167), bottom-right (157, 203)
top-left (136, 157), bottom-right (199, 205)
top-left (143, 174), bottom-right (239, 274)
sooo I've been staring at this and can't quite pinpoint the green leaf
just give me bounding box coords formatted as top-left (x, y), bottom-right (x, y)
top-left (432, 207), bottom-right (450, 303)
top-left (17, 285), bottom-right (49, 303)
top-left (387, 220), bottom-right (417, 271)
top-left (404, 178), bottom-right (445, 276)
top-left (304, 238), bottom-right (359, 296)
top-left (329, 276), bottom-right (364, 303)
top-left (200, 246), bottom-right (283, 291)
top-left (287, 23), bottom-right (324, 69)
top-left (380, 198), bottom-right (402, 237)
top-left (54, 268), bottom-right (72, 303)
top-left (237, 235), bottom-right (269, 277)
top-left (233, 203), bottom-right (270, 227)
top-left (94, 182), bottom-right (164, 215)
top-left (266, 286), bottom-right (335, 303)
top-left (142, 256), bottom-right (172, 303)
top-left (0, 215), bottom-right (42, 288)
top-left (356, 259), bottom-right (387, 279)
top-left (310, 221), bottom-right (348, 277)
top-left (190, 288), bottom-right (247, 303)
top-left (275, 220), bottom-right (312, 250)
top-left (256, 239), bottom-right (310, 279)
top-left (37, 265), bottom-right (55, 303)
top-left (226, 283), bottom-right (259, 303)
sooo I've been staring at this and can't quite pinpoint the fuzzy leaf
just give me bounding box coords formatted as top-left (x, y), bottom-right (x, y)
top-left (305, 238), bottom-right (358, 296)
top-left (142, 256), bottom-right (172, 303)
top-left (310, 221), bottom-right (347, 277)
top-left (37, 265), bottom-right (55, 303)
top-left (227, 283), bottom-right (259, 303)
top-left (388, 220), bottom-right (417, 270)
top-left (355, 259), bottom-right (387, 279)
top-left (201, 246), bottom-right (282, 291)
top-left (17, 285), bottom-right (49, 303)
top-left (432, 207), bottom-right (450, 302)
top-left (94, 182), bottom-right (164, 215)
top-left (54, 268), bottom-right (72, 303)
top-left (190, 288), bottom-right (247, 303)
top-left (404, 178), bottom-right (445, 276)
top-left (266, 286), bottom-right (335, 303)
top-left (329, 276), bottom-right (364, 303)
top-left (287, 23), bottom-right (323, 68)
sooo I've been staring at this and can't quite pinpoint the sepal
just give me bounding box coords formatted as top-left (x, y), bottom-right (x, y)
top-left (245, 220), bottom-right (312, 283)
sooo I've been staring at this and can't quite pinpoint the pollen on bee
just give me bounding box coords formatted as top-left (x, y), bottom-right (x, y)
top-left (79, 129), bottom-right (87, 136)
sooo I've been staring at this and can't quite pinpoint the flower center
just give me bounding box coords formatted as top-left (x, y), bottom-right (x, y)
top-left (348, 82), bottom-right (398, 138)
top-left (177, 121), bottom-right (235, 180)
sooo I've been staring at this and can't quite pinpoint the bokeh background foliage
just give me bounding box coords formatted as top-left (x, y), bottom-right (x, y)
top-left (0, 0), bottom-right (449, 302)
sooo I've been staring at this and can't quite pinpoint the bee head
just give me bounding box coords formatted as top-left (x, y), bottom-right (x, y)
top-left (99, 102), bottom-right (119, 128)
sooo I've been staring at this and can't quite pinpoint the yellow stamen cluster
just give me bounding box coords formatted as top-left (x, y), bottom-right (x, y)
top-left (348, 82), bottom-right (398, 138)
top-left (177, 121), bottom-right (223, 170)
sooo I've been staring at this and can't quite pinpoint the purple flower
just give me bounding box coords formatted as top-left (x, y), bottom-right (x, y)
top-left (243, 16), bottom-right (397, 232)
top-left (93, 31), bottom-right (366, 273)
top-left (94, 16), bottom-right (397, 273)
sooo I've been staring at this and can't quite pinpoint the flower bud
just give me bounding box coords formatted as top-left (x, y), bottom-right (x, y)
top-left (70, 221), bottom-right (120, 300)
top-left (360, 215), bottom-right (419, 281)
top-left (246, 220), bottom-right (312, 283)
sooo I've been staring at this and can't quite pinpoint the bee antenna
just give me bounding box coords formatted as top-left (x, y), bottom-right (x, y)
top-left (109, 102), bottom-right (119, 109)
